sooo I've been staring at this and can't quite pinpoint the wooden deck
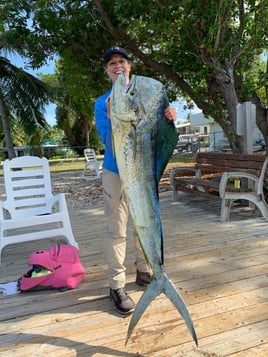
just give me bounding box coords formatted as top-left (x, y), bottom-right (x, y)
top-left (1, 178), bottom-right (268, 356)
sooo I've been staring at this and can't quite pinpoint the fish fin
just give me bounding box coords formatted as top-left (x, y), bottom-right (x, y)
top-left (126, 271), bottom-right (198, 346)
top-left (126, 278), bottom-right (161, 345)
top-left (156, 96), bottom-right (178, 183)
top-left (163, 272), bottom-right (198, 346)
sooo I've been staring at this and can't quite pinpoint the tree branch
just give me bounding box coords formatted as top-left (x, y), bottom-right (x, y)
top-left (93, 0), bottom-right (210, 112)
top-left (214, 0), bottom-right (235, 54)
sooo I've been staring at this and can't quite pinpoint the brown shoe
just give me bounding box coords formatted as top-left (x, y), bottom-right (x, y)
top-left (135, 270), bottom-right (153, 287)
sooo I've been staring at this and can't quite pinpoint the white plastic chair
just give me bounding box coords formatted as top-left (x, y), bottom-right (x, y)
top-left (81, 148), bottom-right (101, 181)
top-left (0, 156), bottom-right (78, 263)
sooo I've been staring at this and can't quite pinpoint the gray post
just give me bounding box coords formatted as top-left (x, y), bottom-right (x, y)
top-left (236, 102), bottom-right (257, 209)
top-left (236, 102), bottom-right (256, 154)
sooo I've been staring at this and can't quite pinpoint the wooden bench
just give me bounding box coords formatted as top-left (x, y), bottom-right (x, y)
top-left (169, 152), bottom-right (268, 222)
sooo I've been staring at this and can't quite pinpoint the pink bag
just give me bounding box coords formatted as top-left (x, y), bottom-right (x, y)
top-left (18, 244), bottom-right (86, 291)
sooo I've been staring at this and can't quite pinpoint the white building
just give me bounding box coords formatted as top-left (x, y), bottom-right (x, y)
top-left (188, 111), bottom-right (263, 146)
top-left (188, 112), bottom-right (224, 144)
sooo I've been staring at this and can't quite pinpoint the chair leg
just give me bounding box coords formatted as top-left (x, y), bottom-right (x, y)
top-left (57, 194), bottom-right (79, 249)
top-left (64, 222), bottom-right (79, 249)
top-left (220, 198), bottom-right (232, 222)
top-left (250, 199), bottom-right (268, 220)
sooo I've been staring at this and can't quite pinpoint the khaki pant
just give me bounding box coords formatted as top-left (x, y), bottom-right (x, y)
top-left (102, 168), bottom-right (151, 290)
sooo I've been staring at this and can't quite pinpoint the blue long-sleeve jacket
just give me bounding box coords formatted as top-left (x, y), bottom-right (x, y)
top-left (94, 89), bottom-right (119, 174)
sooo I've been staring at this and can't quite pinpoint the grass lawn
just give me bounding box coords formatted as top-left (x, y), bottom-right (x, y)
top-left (0, 152), bottom-right (195, 175)
top-left (48, 158), bottom-right (86, 172)
top-left (48, 152), bottom-right (195, 172)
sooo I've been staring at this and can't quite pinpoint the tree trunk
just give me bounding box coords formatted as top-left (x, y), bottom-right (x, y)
top-left (0, 92), bottom-right (16, 159)
top-left (201, 51), bottom-right (244, 153)
top-left (252, 92), bottom-right (268, 146)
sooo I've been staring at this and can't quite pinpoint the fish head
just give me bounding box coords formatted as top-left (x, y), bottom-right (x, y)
top-left (110, 73), bottom-right (139, 127)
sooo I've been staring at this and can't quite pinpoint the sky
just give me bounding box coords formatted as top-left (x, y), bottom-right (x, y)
top-left (8, 54), bottom-right (57, 126)
top-left (171, 100), bottom-right (202, 125)
top-left (9, 54), bottom-right (202, 126)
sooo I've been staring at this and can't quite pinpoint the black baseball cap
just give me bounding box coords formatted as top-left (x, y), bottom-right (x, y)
top-left (103, 46), bottom-right (129, 64)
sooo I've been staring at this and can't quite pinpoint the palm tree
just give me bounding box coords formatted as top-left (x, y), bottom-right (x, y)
top-left (0, 32), bottom-right (52, 159)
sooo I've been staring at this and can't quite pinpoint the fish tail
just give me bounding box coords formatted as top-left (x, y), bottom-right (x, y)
top-left (126, 278), bottom-right (161, 345)
top-left (125, 270), bottom-right (198, 346)
top-left (162, 272), bottom-right (198, 346)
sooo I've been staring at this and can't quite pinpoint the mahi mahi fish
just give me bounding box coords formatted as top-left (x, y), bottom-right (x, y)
top-left (110, 72), bottom-right (198, 346)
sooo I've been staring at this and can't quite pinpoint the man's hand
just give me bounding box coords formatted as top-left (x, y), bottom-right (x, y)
top-left (165, 106), bottom-right (176, 121)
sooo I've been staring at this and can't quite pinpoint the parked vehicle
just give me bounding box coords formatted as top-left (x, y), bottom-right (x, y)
top-left (207, 138), bottom-right (266, 152)
top-left (255, 139), bottom-right (266, 150)
top-left (207, 138), bottom-right (231, 152)
top-left (175, 134), bottom-right (199, 153)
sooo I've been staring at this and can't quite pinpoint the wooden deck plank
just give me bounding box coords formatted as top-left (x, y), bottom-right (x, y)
top-left (1, 181), bottom-right (268, 356)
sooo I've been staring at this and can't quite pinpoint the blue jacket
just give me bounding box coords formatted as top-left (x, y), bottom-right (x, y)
top-left (94, 89), bottom-right (119, 174)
